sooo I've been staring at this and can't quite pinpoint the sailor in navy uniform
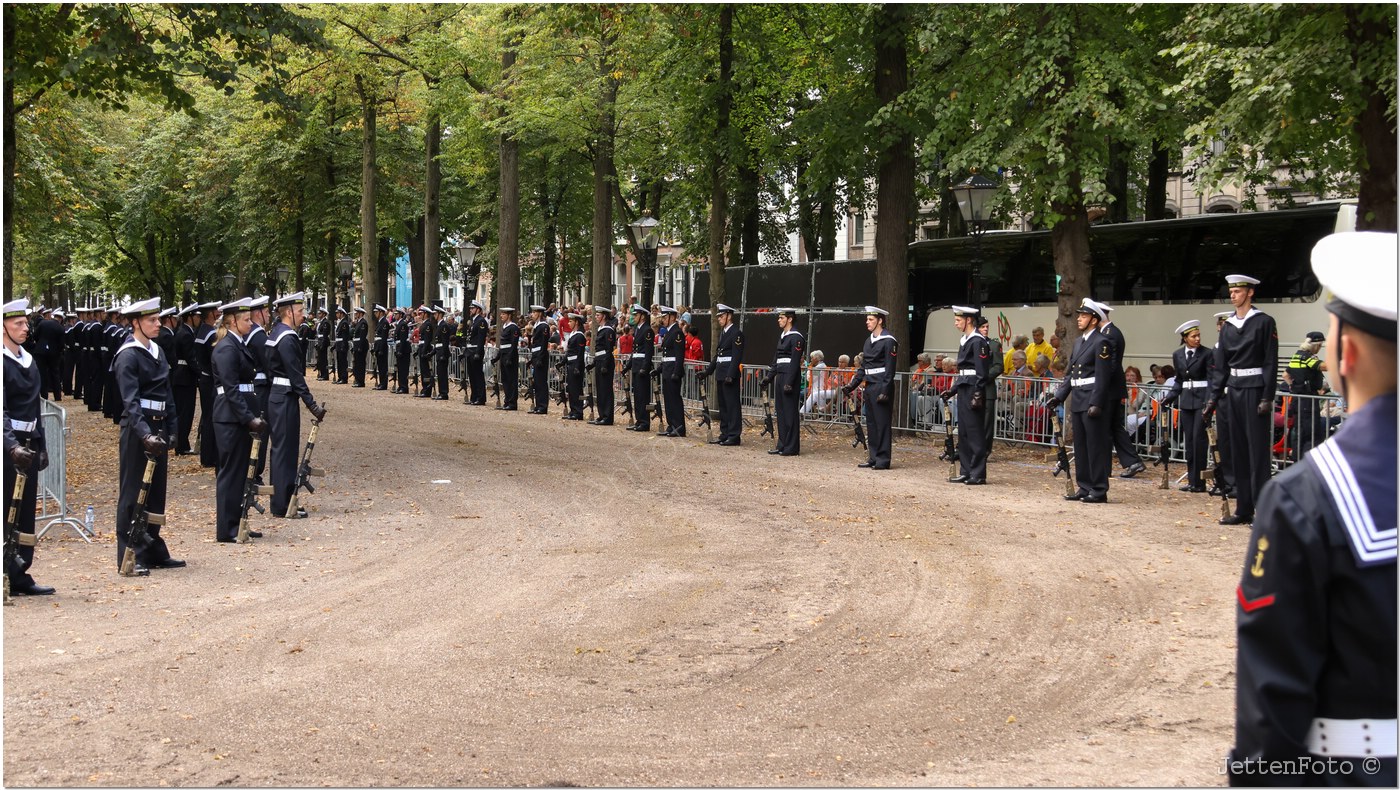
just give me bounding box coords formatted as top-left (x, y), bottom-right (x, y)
top-left (350, 305), bottom-right (368, 387)
top-left (65, 308), bottom-right (84, 398)
top-left (765, 308), bottom-right (804, 455)
top-left (314, 307), bottom-right (331, 381)
top-left (460, 301), bottom-right (489, 404)
top-left (1207, 274), bottom-right (1279, 526)
top-left (590, 307), bottom-right (616, 425)
top-left (627, 305), bottom-right (655, 431)
top-left (526, 305), bottom-right (550, 414)
top-left (1094, 301), bottom-right (1147, 478)
top-left (392, 308), bottom-right (412, 394)
top-left (372, 305), bottom-right (390, 390)
top-left (699, 303), bottom-right (745, 446)
top-left (657, 306), bottom-right (687, 436)
top-left (414, 305), bottom-right (435, 397)
top-left (193, 302), bottom-right (221, 468)
top-left (171, 305), bottom-right (200, 455)
top-left (333, 306), bottom-right (350, 385)
top-left (495, 308), bottom-right (520, 410)
top-left (945, 306), bottom-right (990, 483)
top-left (841, 306), bottom-right (898, 469)
top-left (210, 298), bottom-right (269, 543)
top-left (102, 307), bottom-right (128, 422)
top-left (246, 296), bottom-right (274, 484)
top-left (265, 292), bottom-right (326, 519)
top-left (154, 307), bottom-right (177, 362)
top-left (84, 306), bottom-right (109, 410)
top-left (432, 306), bottom-right (453, 399)
top-left (561, 312), bottom-right (587, 420)
top-left (3, 299), bottom-right (56, 595)
top-left (32, 305), bottom-right (64, 400)
top-left (1229, 231), bottom-right (1397, 787)
top-left (1161, 320), bottom-right (1211, 493)
top-left (1048, 301), bottom-right (1115, 502)
top-left (111, 298), bottom-right (185, 573)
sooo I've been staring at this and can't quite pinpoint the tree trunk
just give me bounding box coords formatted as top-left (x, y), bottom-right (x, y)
top-left (591, 31), bottom-right (619, 309)
top-left (423, 113), bottom-right (442, 306)
top-left (1347, 6), bottom-right (1398, 232)
top-left (736, 155), bottom-right (760, 267)
top-left (2, 24), bottom-right (14, 301)
top-left (326, 234), bottom-right (338, 311)
top-left (708, 4), bottom-right (734, 352)
top-left (873, 3), bottom-right (914, 364)
top-left (1145, 141), bottom-right (1169, 220)
top-left (496, 43), bottom-right (521, 311)
top-left (818, 180), bottom-right (837, 260)
top-left (377, 236), bottom-right (392, 311)
top-left (1050, 169), bottom-right (1092, 351)
top-left (294, 216), bottom-right (305, 293)
top-left (405, 217), bottom-right (424, 306)
top-left (356, 74), bottom-right (379, 326)
top-left (1106, 136), bottom-right (1130, 223)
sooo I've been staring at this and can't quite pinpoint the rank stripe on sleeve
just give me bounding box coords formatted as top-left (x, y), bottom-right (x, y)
top-left (1310, 439), bottom-right (1398, 566)
top-left (1237, 586), bottom-right (1276, 613)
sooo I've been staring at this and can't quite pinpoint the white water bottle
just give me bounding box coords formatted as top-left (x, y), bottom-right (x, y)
top-left (84, 505), bottom-right (95, 533)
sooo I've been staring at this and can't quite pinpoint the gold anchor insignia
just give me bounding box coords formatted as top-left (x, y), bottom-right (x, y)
top-left (1250, 537), bottom-right (1269, 578)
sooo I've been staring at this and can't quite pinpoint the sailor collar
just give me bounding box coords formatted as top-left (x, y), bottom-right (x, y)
top-left (781, 329), bottom-right (802, 338)
top-left (118, 335), bottom-right (161, 359)
top-left (1226, 308), bottom-right (1260, 329)
top-left (2, 344), bottom-right (32, 368)
top-left (869, 331), bottom-right (890, 343)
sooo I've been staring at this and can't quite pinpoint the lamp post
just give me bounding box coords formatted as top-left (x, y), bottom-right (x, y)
top-left (222, 273), bottom-right (235, 300)
top-left (953, 173), bottom-right (999, 305)
top-left (336, 256), bottom-right (355, 312)
top-left (453, 240), bottom-right (479, 314)
top-left (275, 265), bottom-right (290, 299)
top-left (629, 210), bottom-right (660, 307)
top-left (182, 278), bottom-right (194, 306)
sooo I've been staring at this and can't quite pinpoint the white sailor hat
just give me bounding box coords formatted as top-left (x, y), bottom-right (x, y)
top-left (659, 305), bottom-right (677, 315)
top-left (500, 306), bottom-right (516, 314)
top-left (588, 305), bottom-right (608, 316)
top-left (197, 301), bottom-right (223, 312)
top-left (1311, 231), bottom-right (1397, 341)
top-left (951, 305), bottom-right (980, 318)
top-left (715, 303), bottom-right (735, 314)
top-left (1225, 273), bottom-right (1260, 288)
top-left (775, 307), bottom-right (797, 317)
top-left (432, 306), bottom-right (445, 314)
top-left (158, 307), bottom-right (178, 318)
top-left (273, 291), bottom-right (305, 308)
top-left (1174, 320), bottom-right (1200, 336)
top-left (335, 305), bottom-right (347, 314)
top-left (1214, 310), bottom-right (1233, 320)
top-left (372, 304), bottom-right (386, 312)
top-left (1075, 301), bottom-right (1106, 321)
top-left (317, 305), bottom-right (328, 314)
top-left (224, 297), bottom-right (256, 313)
top-left (106, 304), bottom-right (122, 313)
top-left (1080, 297), bottom-right (1113, 314)
top-left (630, 304), bottom-right (649, 314)
top-left (122, 297), bottom-right (162, 317)
top-left (530, 304), bottom-right (546, 313)
top-left (248, 296), bottom-right (270, 309)
top-left (863, 305), bottom-right (888, 317)
top-left (353, 306), bottom-right (366, 314)
top-left (568, 312), bottom-right (583, 320)
top-left (177, 304), bottom-right (196, 317)
top-left (2, 298), bottom-right (31, 319)
top-left (53, 309), bottom-right (65, 318)
top-left (470, 299), bottom-right (485, 311)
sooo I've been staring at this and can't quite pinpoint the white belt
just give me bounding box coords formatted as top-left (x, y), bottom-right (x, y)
top-left (717, 356), bottom-right (732, 363)
top-left (959, 368), bottom-right (977, 376)
top-left (775, 357), bottom-right (792, 365)
top-left (1071, 376), bottom-right (1096, 387)
top-left (271, 376), bottom-right (292, 387)
top-left (662, 356), bottom-right (677, 362)
top-left (1305, 717), bottom-right (1398, 759)
top-left (1182, 380), bottom-right (1209, 389)
top-left (531, 346), bottom-right (542, 352)
top-left (500, 344), bottom-right (513, 349)
top-left (254, 372), bottom-right (267, 381)
top-left (8, 419), bottom-right (36, 432)
top-left (176, 359), bottom-right (189, 365)
top-left (467, 344), bottom-right (481, 349)
top-left (1231, 367), bottom-right (1264, 377)
top-left (216, 384), bottom-right (256, 395)
top-left (436, 343), bottom-right (446, 348)
top-left (865, 366), bottom-right (885, 375)
top-left (567, 355), bottom-right (578, 361)
top-left (139, 399), bottom-right (165, 412)
top-left (594, 350), bottom-right (608, 357)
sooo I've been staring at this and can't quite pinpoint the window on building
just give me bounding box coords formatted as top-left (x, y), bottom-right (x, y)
top-left (853, 213), bottom-right (865, 247)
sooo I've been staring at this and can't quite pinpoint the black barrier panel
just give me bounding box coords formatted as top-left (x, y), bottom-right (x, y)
top-left (813, 259), bottom-right (879, 307)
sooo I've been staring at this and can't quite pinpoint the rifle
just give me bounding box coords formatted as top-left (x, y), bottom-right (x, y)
top-left (193, 418), bottom-right (202, 455)
top-left (620, 355), bottom-right (633, 422)
top-left (287, 416), bottom-right (324, 517)
top-left (4, 451), bottom-right (38, 603)
top-left (555, 358), bottom-right (567, 406)
top-left (696, 373), bottom-right (713, 443)
top-left (237, 424), bottom-right (273, 544)
top-left (410, 343), bottom-right (420, 395)
top-left (938, 397), bottom-right (957, 477)
top-left (1205, 423), bottom-right (1230, 519)
top-left (651, 363), bottom-right (662, 428)
top-left (585, 360), bottom-right (595, 421)
top-left (492, 352), bottom-right (501, 406)
top-left (848, 392), bottom-right (867, 450)
top-left (119, 452), bottom-right (165, 577)
top-left (760, 378), bottom-right (775, 440)
top-left (1048, 410), bottom-right (1074, 496)
top-left (1153, 403), bottom-right (1171, 490)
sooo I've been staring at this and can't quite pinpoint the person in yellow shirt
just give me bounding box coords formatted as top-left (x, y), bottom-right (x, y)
top-left (1025, 326), bottom-right (1054, 371)
top-left (1003, 334), bottom-right (1029, 374)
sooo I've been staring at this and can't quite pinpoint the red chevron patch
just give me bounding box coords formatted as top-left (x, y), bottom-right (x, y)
top-left (1237, 585), bottom-right (1276, 613)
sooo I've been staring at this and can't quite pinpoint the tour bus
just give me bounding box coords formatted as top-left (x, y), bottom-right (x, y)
top-left (910, 201), bottom-right (1354, 370)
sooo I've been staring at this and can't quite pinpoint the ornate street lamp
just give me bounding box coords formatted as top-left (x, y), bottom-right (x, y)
top-left (453, 240), bottom-right (479, 313)
top-left (182, 278), bottom-right (195, 305)
top-left (336, 256), bottom-right (355, 311)
top-left (222, 273), bottom-right (235, 299)
top-left (630, 210), bottom-right (661, 307)
top-left (953, 173), bottom-right (999, 304)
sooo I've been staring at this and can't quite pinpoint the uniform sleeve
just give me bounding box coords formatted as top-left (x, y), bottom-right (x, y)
top-left (1262, 316), bottom-right (1280, 405)
top-left (1229, 482), bottom-right (1329, 785)
top-left (1090, 339), bottom-right (1115, 409)
top-left (1210, 343), bottom-right (1227, 401)
top-left (974, 338), bottom-right (991, 392)
top-left (283, 337), bottom-right (317, 409)
top-left (114, 351), bottom-right (153, 441)
top-left (213, 343), bottom-right (256, 426)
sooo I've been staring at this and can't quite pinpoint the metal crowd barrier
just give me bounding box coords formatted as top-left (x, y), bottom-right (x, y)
top-left (36, 399), bottom-right (93, 541)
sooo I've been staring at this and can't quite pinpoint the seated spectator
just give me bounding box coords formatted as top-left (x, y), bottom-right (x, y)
top-left (801, 350), bottom-right (834, 414)
top-left (909, 352), bottom-right (937, 427)
top-left (1003, 335), bottom-right (1029, 374)
top-left (1124, 366), bottom-right (1153, 438)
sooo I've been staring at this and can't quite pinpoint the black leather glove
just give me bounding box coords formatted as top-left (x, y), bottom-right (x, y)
top-left (695, 369), bottom-right (709, 381)
top-left (1160, 392), bottom-right (1178, 407)
top-left (142, 434), bottom-right (169, 455)
top-left (939, 389), bottom-right (954, 401)
top-left (671, 372), bottom-right (681, 382)
top-left (1087, 405), bottom-right (1102, 419)
top-left (1257, 398), bottom-right (1271, 416)
top-left (724, 376), bottom-right (734, 385)
top-left (1044, 394), bottom-right (1063, 409)
top-left (310, 403), bottom-right (327, 422)
top-left (650, 368), bottom-right (661, 380)
top-left (970, 392), bottom-right (985, 412)
top-left (876, 392), bottom-right (889, 404)
top-left (36, 450), bottom-right (49, 472)
top-left (761, 373), bottom-right (774, 387)
top-left (783, 383), bottom-right (793, 394)
top-left (246, 417), bottom-right (268, 436)
top-left (8, 445), bottom-right (34, 471)
top-left (841, 383), bottom-right (856, 396)
top-left (1202, 398), bottom-right (1216, 422)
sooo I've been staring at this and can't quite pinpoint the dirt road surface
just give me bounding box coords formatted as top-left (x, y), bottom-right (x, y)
top-left (5, 386), bottom-right (1248, 786)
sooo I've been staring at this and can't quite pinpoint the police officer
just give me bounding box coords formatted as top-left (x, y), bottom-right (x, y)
top-left (111, 298), bottom-right (185, 573)
top-left (372, 305), bottom-right (390, 390)
top-left (265, 292), bottom-right (327, 519)
top-left (1286, 330), bottom-right (1327, 459)
top-left (1206, 274), bottom-right (1278, 526)
top-left (3, 298), bottom-right (56, 595)
top-left (1097, 301), bottom-right (1147, 478)
top-left (626, 304), bottom-right (655, 431)
top-left (392, 308), bottom-right (412, 394)
top-left (1047, 301), bottom-right (1114, 503)
top-left (946, 306), bottom-right (990, 484)
top-left (461, 300), bottom-right (489, 405)
top-left (590, 307), bottom-right (616, 425)
top-left (350, 305), bottom-right (368, 387)
top-left (496, 307), bottom-right (521, 410)
top-left (1161, 320), bottom-right (1210, 493)
top-left (210, 298), bottom-right (268, 543)
top-left (1228, 231), bottom-right (1396, 787)
top-left (432, 306), bottom-right (454, 400)
top-left (526, 305), bottom-right (550, 414)
top-left (698, 304), bottom-right (745, 446)
top-left (657, 306), bottom-right (687, 436)
top-left (977, 315), bottom-right (1003, 457)
top-left (764, 308), bottom-right (804, 455)
top-left (314, 306), bottom-right (331, 381)
top-left (193, 302), bottom-right (221, 468)
top-left (171, 304), bottom-right (200, 455)
top-left (562, 312), bottom-right (587, 420)
top-left (841, 306), bottom-right (897, 469)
